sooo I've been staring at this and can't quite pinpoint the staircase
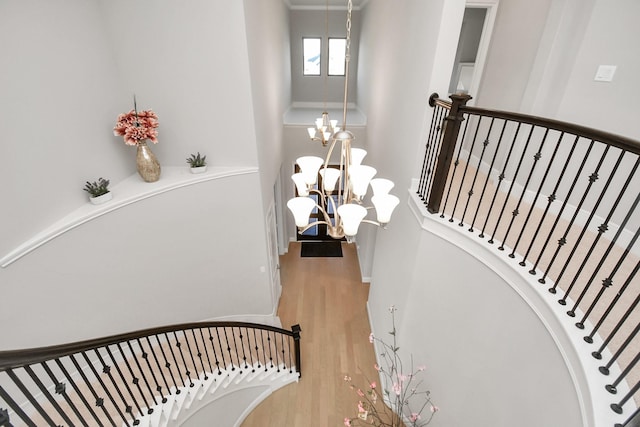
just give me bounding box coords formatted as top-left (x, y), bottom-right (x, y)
top-left (0, 322), bottom-right (301, 426)
top-left (134, 363), bottom-right (298, 427)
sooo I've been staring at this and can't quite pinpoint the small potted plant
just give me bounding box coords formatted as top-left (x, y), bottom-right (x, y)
top-left (83, 178), bottom-right (112, 205)
top-left (186, 152), bottom-right (207, 174)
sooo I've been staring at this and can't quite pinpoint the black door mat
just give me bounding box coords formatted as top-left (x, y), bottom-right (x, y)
top-left (301, 241), bottom-right (343, 257)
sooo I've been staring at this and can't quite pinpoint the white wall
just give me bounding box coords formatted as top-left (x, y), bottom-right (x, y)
top-left (377, 219), bottom-right (584, 427)
top-left (553, 0), bottom-right (640, 140)
top-left (244, 0), bottom-right (291, 213)
top-left (289, 9), bottom-right (360, 105)
top-left (356, 0), bottom-right (463, 281)
top-left (0, 0), bottom-right (275, 350)
top-left (0, 174), bottom-right (274, 350)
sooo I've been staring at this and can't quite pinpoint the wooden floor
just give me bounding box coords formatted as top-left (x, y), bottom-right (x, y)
top-left (241, 241), bottom-right (379, 426)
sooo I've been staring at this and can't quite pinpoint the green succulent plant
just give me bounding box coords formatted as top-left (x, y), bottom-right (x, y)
top-left (83, 178), bottom-right (110, 198)
top-left (186, 152), bottom-right (207, 168)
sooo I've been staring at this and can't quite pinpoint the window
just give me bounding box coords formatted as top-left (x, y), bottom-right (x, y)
top-left (303, 38), bottom-right (321, 76)
top-left (328, 38), bottom-right (346, 76)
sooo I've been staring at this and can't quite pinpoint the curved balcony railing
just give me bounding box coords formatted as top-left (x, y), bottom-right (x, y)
top-left (418, 93), bottom-right (640, 427)
top-left (0, 321), bottom-right (301, 426)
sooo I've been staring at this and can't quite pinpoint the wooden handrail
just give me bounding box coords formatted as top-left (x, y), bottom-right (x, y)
top-left (0, 321), bottom-right (299, 370)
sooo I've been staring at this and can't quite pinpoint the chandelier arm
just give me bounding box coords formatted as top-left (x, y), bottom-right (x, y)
top-left (296, 220), bottom-right (331, 235)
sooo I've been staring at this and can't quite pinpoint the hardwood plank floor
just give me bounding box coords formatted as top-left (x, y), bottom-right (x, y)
top-left (241, 241), bottom-right (379, 426)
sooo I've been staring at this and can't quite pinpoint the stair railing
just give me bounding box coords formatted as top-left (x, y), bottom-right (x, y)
top-left (419, 92), bottom-right (640, 427)
top-left (0, 321), bottom-right (301, 426)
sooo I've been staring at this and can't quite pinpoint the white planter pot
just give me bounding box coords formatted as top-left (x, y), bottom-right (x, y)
top-left (190, 166), bottom-right (207, 174)
top-left (89, 192), bottom-right (112, 205)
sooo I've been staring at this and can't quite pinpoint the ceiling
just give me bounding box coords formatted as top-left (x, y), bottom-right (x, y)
top-left (287, 0), bottom-right (368, 10)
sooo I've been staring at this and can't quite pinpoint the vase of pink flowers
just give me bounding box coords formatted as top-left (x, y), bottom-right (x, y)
top-left (114, 98), bottom-right (161, 182)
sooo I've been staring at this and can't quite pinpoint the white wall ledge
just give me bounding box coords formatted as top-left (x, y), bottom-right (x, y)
top-left (0, 166), bottom-right (258, 268)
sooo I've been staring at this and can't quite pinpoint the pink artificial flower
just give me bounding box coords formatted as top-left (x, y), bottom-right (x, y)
top-left (114, 108), bottom-right (159, 146)
top-left (343, 375), bottom-right (352, 382)
top-left (430, 405), bottom-right (439, 413)
top-left (410, 413), bottom-right (421, 422)
top-left (392, 382), bottom-right (402, 395)
top-left (357, 388), bottom-right (364, 397)
top-left (369, 381), bottom-right (377, 389)
top-left (358, 401), bottom-right (365, 412)
top-left (374, 364), bottom-right (381, 372)
top-left (418, 365), bottom-right (426, 372)
top-left (369, 333), bottom-right (374, 343)
top-left (344, 417), bottom-right (352, 426)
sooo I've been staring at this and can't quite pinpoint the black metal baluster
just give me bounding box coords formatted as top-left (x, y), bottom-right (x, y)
top-left (214, 328), bottom-right (230, 372)
top-left (6, 368), bottom-right (58, 426)
top-left (607, 351), bottom-right (640, 408)
top-left (418, 104), bottom-right (446, 199)
top-left (187, 330), bottom-right (206, 381)
top-left (236, 328), bottom-right (249, 371)
top-left (125, 341), bottom-right (158, 408)
top-left (460, 118), bottom-right (495, 228)
top-left (41, 361), bottom-right (88, 427)
top-left (223, 328), bottom-right (238, 372)
top-left (571, 192), bottom-right (640, 324)
top-left (510, 130), bottom-right (564, 260)
top-left (134, 338), bottom-right (164, 404)
top-left (448, 115), bottom-right (483, 222)
top-left (470, 119), bottom-right (507, 233)
top-left (588, 261), bottom-right (640, 346)
top-left (197, 329), bottom-right (214, 377)
top-left (611, 376), bottom-right (640, 415)
top-left (143, 337), bottom-right (170, 401)
top-left (615, 404), bottom-right (640, 426)
top-left (243, 328), bottom-right (256, 372)
top-left (500, 128), bottom-right (550, 255)
top-left (115, 343), bottom-right (152, 413)
top-left (251, 328), bottom-right (262, 370)
top-left (55, 359), bottom-right (104, 426)
top-left (481, 122), bottom-right (523, 240)
top-left (519, 134), bottom-right (578, 269)
top-left (557, 151), bottom-right (629, 304)
top-left (259, 330), bottom-right (268, 372)
top-left (163, 333), bottom-right (185, 391)
top-left (439, 112), bottom-right (472, 219)
top-left (79, 351), bottom-right (123, 426)
top-left (530, 139), bottom-right (595, 277)
top-left (489, 124), bottom-right (536, 246)
top-left (266, 331), bottom-right (275, 369)
top-left (0, 384), bottom-right (35, 427)
top-left (279, 333), bottom-right (287, 372)
top-left (24, 365), bottom-right (75, 426)
top-left (599, 321), bottom-right (640, 377)
top-left (173, 332), bottom-right (195, 387)
top-left (69, 354), bottom-right (116, 426)
top-left (152, 335), bottom-right (179, 394)
top-left (551, 149), bottom-right (623, 297)
top-left (287, 334), bottom-right (294, 373)
top-left (103, 346), bottom-right (143, 424)
top-left (424, 106), bottom-right (449, 203)
top-left (85, 351), bottom-right (132, 427)
top-left (206, 328), bottom-right (223, 375)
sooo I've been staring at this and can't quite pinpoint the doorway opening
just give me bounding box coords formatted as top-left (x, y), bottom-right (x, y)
top-left (448, 1), bottom-right (498, 103)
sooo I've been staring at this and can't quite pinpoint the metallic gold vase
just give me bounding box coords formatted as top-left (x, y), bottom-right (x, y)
top-left (136, 140), bottom-right (161, 182)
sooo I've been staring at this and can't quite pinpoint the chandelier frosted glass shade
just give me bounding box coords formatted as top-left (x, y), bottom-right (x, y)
top-left (307, 112), bottom-right (339, 146)
top-left (288, 144), bottom-right (398, 241)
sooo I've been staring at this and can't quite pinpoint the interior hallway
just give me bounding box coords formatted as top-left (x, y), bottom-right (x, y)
top-left (241, 241), bottom-right (379, 426)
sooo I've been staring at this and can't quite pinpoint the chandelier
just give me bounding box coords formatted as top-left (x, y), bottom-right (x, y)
top-left (307, 0), bottom-right (337, 147)
top-left (287, 0), bottom-right (399, 243)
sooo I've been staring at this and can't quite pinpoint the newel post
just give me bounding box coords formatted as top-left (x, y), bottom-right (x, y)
top-left (291, 324), bottom-right (302, 378)
top-left (426, 92), bottom-right (472, 213)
